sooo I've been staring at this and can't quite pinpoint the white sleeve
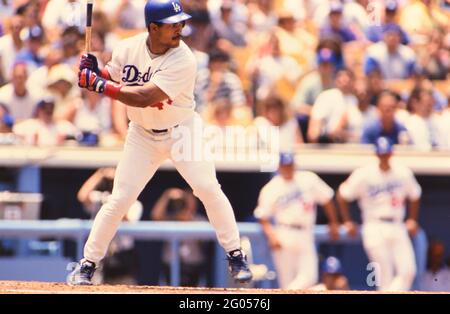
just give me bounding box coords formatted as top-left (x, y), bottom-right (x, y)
top-left (105, 45), bottom-right (126, 83)
top-left (310, 173), bottom-right (334, 205)
top-left (310, 92), bottom-right (330, 121)
top-left (151, 54), bottom-right (197, 100)
top-left (254, 185), bottom-right (276, 220)
top-left (404, 168), bottom-right (422, 201)
top-left (339, 170), bottom-right (364, 202)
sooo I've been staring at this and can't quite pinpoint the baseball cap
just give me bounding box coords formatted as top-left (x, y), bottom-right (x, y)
top-left (317, 48), bottom-right (338, 65)
top-left (329, 1), bottom-right (344, 13)
top-left (321, 256), bottom-right (343, 274)
top-left (375, 137), bottom-right (394, 155)
top-left (47, 64), bottom-right (77, 87)
top-left (20, 26), bottom-right (44, 41)
top-left (279, 152), bottom-right (295, 166)
top-left (385, 0), bottom-right (398, 12)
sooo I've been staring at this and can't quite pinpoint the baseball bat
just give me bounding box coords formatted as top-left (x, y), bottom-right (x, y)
top-left (85, 0), bottom-right (94, 52)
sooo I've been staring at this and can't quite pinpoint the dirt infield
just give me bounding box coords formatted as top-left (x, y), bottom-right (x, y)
top-left (0, 281), bottom-right (445, 294)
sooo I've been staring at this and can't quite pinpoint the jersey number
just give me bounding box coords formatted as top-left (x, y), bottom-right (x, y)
top-left (150, 99), bottom-right (173, 110)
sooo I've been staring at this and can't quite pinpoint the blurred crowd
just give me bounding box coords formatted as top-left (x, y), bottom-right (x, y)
top-left (1, 0), bottom-right (450, 151)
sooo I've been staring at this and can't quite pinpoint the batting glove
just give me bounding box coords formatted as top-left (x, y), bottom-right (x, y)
top-left (78, 68), bottom-right (121, 98)
top-left (79, 53), bottom-right (100, 74)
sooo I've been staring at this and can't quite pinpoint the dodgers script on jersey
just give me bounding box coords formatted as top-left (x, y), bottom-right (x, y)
top-left (106, 33), bottom-right (197, 130)
top-left (339, 161), bottom-right (421, 223)
top-left (254, 171), bottom-right (334, 228)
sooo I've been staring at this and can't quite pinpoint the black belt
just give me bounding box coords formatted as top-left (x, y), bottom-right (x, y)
top-left (150, 125), bottom-right (179, 133)
top-left (279, 223), bottom-right (305, 230)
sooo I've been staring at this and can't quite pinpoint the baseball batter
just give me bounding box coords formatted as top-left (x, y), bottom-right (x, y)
top-left (68, 0), bottom-right (252, 285)
top-left (337, 137), bottom-right (421, 291)
top-left (254, 153), bottom-right (340, 289)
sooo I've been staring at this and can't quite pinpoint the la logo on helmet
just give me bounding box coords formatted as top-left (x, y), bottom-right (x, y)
top-left (172, 2), bottom-right (181, 12)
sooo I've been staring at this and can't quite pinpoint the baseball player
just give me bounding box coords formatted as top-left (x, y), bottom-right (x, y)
top-left (254, 153), bottom-right (340, 289)
top-left (68, 0), bottom-right (252, 285)
top-left (336, 137), bottom-right (421, 291)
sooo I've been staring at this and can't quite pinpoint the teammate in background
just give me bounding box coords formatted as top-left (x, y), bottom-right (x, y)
top-left (254, 153), bottom-right (340, 289)
top-left (310, 256), bottom-right (350, 291)
top-left (337, 137), bottom-right (421, 291)
top-left (68, 0), bottom-right (252, 285)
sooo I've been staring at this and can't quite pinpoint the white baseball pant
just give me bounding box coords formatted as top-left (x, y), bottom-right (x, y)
top-left (84, 113), bottom-right (241, 264)
top-left (362, 222), bottom-right (416, 291)
top-left (271, 226), bottom-right (318, 289)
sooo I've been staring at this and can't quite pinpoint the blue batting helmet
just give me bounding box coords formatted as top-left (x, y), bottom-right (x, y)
top-left (145, 0), bottom-right (192, 26)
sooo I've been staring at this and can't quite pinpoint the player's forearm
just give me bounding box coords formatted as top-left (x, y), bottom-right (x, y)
top-left (323, 200), bottom-right (339, 225)
top-left (112, 84), bottom-right (168, 108)
top-left (259, 219), bottom-right (276, 239)
top-left (407, 198), bottom-right (420, 221)
top-left (77, 170), bottom-right (105, 204)
top-left (336, 192), bottom-right (352, 222)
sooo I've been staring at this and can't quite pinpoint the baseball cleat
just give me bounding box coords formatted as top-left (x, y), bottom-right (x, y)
top-left (226, 249), bottom-right (253, 283)
top-left (67, 259), bottom-right (96, 286)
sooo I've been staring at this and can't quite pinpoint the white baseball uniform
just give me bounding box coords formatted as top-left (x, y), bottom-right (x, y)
top-left (254, 171), bottom-right (334, 289)
top-left (339, 161), bottom-right (422, 291)
top-left (83, 33), bottom-right (241, 264)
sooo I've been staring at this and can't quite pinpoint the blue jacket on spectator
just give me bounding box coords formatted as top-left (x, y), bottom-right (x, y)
top-left (365, 25), bottom-right (410, 46)
top-left (361, 119), bottom-right (408, 145)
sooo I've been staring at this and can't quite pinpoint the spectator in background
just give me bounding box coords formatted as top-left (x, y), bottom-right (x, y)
top-left (13, 97), bottom-right (78, 146)
top-left (332, 79), bottom-right (378, 143)
top-left (15, 25), bottom-right (45, 73)
top-left (319, 1), bottom-right (357, 43)
top-left (203, 97), bottom-right (252, 128)
top-left (195, 49), bottom-right (246, 112)
top-left (151, 188), bottom-right (207, 287)
top-left (254, 94), bottom-right (303, 152)
top-left (361, 91), bottom-right (410, 145)
top-left (0, 62), bottom-right (40, 121)
top-left (26, 48), bottom-right (63, 94)
top-left (58, 26), bottom-right (82, 67)
top-left (0, 13), bottom-right (24, 82)
top-left (181, 25), bottom-right (209, 72)
top-left (291, 47), bottom-right (337, 140)
top-left (308, 68), bottom-right (357, 143)
top-left (91, 10), bottom-right (120, 58)
top-left (246, 33), bottom-right (303, 101)
top-left (310, 256), bottom-right (350, 291)
top-left (211, 0), bottom-right (247, 50)
top-left (17, 0), bottom-right (42, 29)
top-left (45, 63), bottom-right (80, 119)
top-left (100, 0), bottom-right (146, 30)
top-left (365, 0), bottom-right (410, 45)
top-left (0, 103), bottom-right (14, 133)
top-left (366, 69), bottom-right (385, 107)
top-left (59, 88), bottom-right (113, 146)
top-left (77, 167), bottom-right (142, 285)
top-left (364, 23), bottom-right (416, 80)
top-left (399, 0), bottom-right (449, 43)
top-left (245, 0), bottom-right (277, 34)
top-left (184, 1), bottom-right (215, 53)
top-left (416, 29), bottom-right (450, 80)
top-left (41, 0), bottom-right (86, 42)
top-left (419, 239), bottom-right (450, 292)
top-left (274, 9), bottom-right (317, 69)
top-left (405, 88), bottom-right (442, 150)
